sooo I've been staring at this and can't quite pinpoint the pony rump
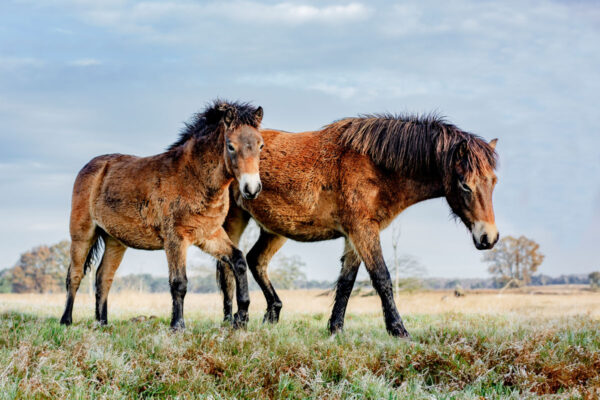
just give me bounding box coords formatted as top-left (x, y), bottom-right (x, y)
top-left (333, 113), bottom-right (497, 179)
top-left (168, 100), bottom-right (263, 151)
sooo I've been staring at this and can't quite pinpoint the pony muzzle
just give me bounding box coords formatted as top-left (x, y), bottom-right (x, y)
top-left (240, 173), bottom-right (262, 199)
top-left (471, 221), bottom-right (499, 250)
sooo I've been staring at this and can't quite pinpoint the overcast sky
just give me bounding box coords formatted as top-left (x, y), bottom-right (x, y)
top-left (1, 0), bottom-right (599, 281)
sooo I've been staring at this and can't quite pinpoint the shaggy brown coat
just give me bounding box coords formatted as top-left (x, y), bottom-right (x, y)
top-left (60, 101), bottom-right (264, 329)
top-left (217, 113), bottom-right (498, 337)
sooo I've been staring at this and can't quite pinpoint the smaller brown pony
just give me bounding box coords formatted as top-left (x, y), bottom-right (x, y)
top-left (60, 100), bottom-right (264, 330)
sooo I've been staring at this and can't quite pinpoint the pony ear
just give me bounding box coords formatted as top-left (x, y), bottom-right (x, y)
top-left (223, 108), bottom-right (235, 129)
top-left (254, 106), bottom-right (264, 125)
top-left (489, 138), bottom-right (498, 150)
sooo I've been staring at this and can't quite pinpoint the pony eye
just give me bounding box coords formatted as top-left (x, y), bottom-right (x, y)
top-left (459, 181), bottom-right (472, 194)
top-left (227, 143), bottom-right (235, 153)
top-left (259, 143), bottom-right (264, 150)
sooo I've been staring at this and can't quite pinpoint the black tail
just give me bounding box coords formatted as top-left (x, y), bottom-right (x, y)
top-left (83, 228), bottom-right (105, 276)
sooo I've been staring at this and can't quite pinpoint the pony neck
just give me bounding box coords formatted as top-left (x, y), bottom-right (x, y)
top-left (384, 168), bottom-right (446, 218)
top-left (185, 128), bottom-right (231, 188)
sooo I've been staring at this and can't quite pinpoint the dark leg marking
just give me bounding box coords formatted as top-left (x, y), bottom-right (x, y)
top-left (228, 248), bottom-right (250, 329)
top-left (328, 242), bottom-right (361, 334)
top-left (170, 275), bottom-right (188, 330)
top-left (217, 260), bottom-right (235, 324)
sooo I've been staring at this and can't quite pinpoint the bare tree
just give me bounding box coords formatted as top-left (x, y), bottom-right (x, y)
top-left (270, 254), bottom-right (307, 289)
top-left (388, 219), bottom-right (427, 293)
top-left (589, 271), bottom-right (600, 290)
top-left (391, 220), bottom-right (401, 294)
top-left (483, 235), bottom-right (544, 288)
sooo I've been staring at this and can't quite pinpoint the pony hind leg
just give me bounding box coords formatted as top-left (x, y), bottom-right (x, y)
top-left (328, 238), bottom-right (361, 334)
top-left (60, 234), bottom-right (100, 325)
top-left (95, 236), bottom-right (127, 325)
top-left (217, 262), bottom-right (236, 323)
top-left (348, 224), bottom-right (410, 338)
top-left (165, 238), bottom-right (189, 330)
top-left (245, 230), bottom-right (287, 324)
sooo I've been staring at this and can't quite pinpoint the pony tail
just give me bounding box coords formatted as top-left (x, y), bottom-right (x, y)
top-left (83, 229), bottom-right (106, 276)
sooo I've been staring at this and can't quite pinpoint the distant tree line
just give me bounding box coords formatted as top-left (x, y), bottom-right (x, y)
top-left (0, 240), bottom-right (330, 294)
top-left (0, 238), bottom-right (597, 294)
top-left (421, 274), bottom-right (596, 290)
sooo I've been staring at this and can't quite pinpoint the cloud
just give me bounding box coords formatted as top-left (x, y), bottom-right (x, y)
top-left (69, 58), bottom-right (102, 67)
top-left (34, 0), bottom-right (371, 44)
top-left (220, 2), bottom-right (370, 24)
top-left (0, 56), bottom-right (44, 70)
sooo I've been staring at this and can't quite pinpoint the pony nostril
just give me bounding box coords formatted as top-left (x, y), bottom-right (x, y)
top-left (480, 233), bottom-right (489, 247)
top-left (243, 184), bottom-right (259, 199)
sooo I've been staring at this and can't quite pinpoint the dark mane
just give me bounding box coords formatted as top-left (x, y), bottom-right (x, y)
top-left (332, 113), bottom-right (497, 178)
top-left (168, 100), bottom-right (261, 151)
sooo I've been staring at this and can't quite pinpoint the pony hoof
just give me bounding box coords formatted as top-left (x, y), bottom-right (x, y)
top-left (233, 312), bottom-right (248, 329)
top-left (387, 324), bottom-right (411, 339)
top-left (223, 314), bottom-right (234, 325)
top-left (328, 324), bottom-right (344, 335)
top-left (60, 316), bottom-right (72, 326)
top-left (170, 319), bottom-right (185, 331)
top-left (262, 309), bottom-right (279, 324)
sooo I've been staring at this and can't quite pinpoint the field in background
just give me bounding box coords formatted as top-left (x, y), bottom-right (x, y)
top-left (1, 286), bottom-right (599, 321)
top-left (1, 287), bottom-right (599, 398)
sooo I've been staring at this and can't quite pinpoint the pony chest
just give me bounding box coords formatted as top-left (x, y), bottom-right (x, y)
top-left (169, 195), bottom-right (228, 236)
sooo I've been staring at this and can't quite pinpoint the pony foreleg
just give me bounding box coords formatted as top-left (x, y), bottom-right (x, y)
top-left (348, 226), bottom-right (410, 338)
top-left (165, 240), bottom-right (189, 331)
top-left (328, 239), bottom-right (361, 334)
top-left (199, 228), bottom-right (250, 329)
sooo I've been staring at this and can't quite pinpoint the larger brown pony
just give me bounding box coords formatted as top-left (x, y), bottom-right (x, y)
top-left (60, 100), bottom-right (264, 330)
top-left (217, 113), bottom-right (498, 337)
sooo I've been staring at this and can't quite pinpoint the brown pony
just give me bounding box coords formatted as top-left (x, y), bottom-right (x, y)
top-left (217, 113), bottom-right (498, 337)
top-left (60, 100), bottom-right (264, 330)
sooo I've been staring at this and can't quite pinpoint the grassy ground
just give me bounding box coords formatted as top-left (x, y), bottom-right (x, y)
top-left (1, 289), bottom-right (599, 399)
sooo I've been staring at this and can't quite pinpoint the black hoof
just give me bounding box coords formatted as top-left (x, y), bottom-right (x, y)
top-left (328, 321), bottom-right (344, 335)
top-left (387, 322), bottom-right (411, 339)
top-left (223, 314), bottom-right (234, 325)
top-left (233, 312), bottom-right (248, 329)
top-left (60, 315), bottom-right (72, 326)
top-left (170, 319), bottom-right (185, 331)
top-left (262, 308), bottom-right (280, 324)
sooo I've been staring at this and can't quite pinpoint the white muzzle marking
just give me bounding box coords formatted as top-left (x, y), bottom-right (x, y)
top-left (239, 173), bottom-right (261, 197)
top-left (472, 220), bottom-right (498, 245)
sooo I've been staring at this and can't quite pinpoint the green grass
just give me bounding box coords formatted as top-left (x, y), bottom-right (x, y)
top-left (1, 312), bottom-right (599, 399)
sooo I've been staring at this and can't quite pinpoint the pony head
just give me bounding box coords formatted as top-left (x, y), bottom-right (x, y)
top-left (444, 137), bottom-right (499, 250)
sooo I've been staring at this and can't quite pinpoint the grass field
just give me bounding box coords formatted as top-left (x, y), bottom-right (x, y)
top-left (1, 288), bottom-right (599, 398)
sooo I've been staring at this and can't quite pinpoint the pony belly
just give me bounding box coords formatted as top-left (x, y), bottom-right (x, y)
top-left (102, 223), bottom-right (164, 250)
top-left (284, 230), bottom-right (343, 242)
top-left (257, 219), bottom-right (342, 242)
top-left (93, 212), bottom-right (165, 250)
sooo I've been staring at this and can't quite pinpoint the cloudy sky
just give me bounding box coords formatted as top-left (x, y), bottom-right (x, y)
top-left (1, 0), bottom-right (599, 281)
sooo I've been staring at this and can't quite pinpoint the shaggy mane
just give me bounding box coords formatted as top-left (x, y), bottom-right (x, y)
top-left (331, 113), bottom-right (497, 178)
top-left (168, 100), bottom-right (261, 151)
